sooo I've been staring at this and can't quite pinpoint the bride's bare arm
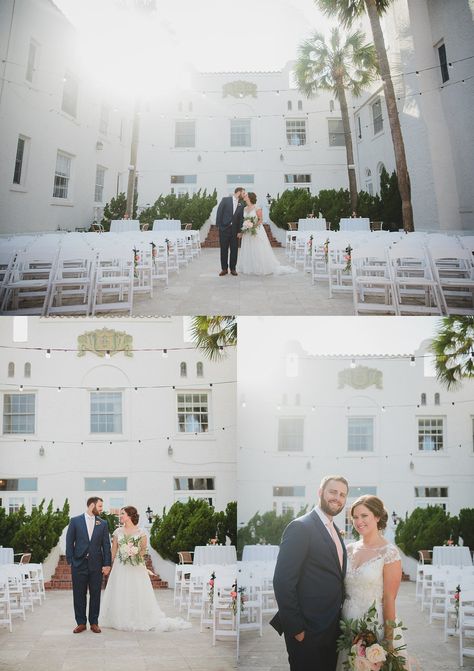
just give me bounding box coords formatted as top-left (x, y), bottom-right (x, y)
top-left (382, 559), bottom-right (402, 645)
top-left (256, 207), bottom-right (263, 225)
top-left (111, 534), bottom-right (118, 562)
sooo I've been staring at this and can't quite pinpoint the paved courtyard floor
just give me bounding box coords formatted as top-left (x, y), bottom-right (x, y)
top-left (132, 249), bottom-right (354, 316)
top-left (0, 589), bottom-right (236, 671)
top-left (238, 582), bottom-right (474, 671)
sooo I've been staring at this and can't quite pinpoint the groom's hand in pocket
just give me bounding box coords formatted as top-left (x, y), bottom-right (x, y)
top-left (294, 631), bottom-right (305, 642)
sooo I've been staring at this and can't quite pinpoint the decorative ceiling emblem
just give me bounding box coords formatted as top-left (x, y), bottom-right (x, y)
top-left (338, 366), bottom-right (383, 390)
top-left (77, 328), bottom-right (133, 358)
top-left (223, 80), bottom-right (257, 98)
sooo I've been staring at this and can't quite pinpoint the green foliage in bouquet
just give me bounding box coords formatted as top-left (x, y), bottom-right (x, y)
top-left (149, 498), bottom-right (236, 563)
top-left (395, 505), bottom-right (461, 559)
top-left (101, 192), bottom-right (138, 230)
top-left (11, 499), bottom-right (70, 563)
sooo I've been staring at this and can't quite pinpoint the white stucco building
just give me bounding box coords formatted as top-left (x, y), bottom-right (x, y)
top-left (237, 334), bottom-right (474, 534)
top-left (0, 0), bottom-right (133, 234)
top-left (0, 317), bottom-right (236, 519)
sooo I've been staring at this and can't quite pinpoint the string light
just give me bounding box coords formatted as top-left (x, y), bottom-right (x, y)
top-left (410, 356), bottom-right (416, 367)
top-left (350, 358), bottom-right (356, 369)
top-left (45, 349), bottom-right (51, 359)
top-left (105, 350), bottom-right (111, 359)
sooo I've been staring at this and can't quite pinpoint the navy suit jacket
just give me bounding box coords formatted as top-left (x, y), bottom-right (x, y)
top-left (215, 196), bottom-right (244, 234)
top-left (65, 514), bottom-right (112, 570)
top-left (271, 509), bottom-right (347, 637)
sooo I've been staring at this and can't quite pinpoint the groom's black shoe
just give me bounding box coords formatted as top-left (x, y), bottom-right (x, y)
top-left (230, 270), bottom-right (238, 276)
top-left (73, 624), bottom-right (87, 633)
top-left (90, 624), bottom-right (101, 633)
top-left (219, 270), bottom-right (228, 276)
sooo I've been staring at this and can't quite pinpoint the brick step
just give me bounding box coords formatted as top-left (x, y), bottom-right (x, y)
top-left (202, 224), bottom-right (281, 248)
top-left (45, 554), bottom-right (168, 590)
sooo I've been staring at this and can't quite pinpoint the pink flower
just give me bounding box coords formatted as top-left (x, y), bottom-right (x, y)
top-left (209, 579), bottom-right (214, 587)
top-left (365, 644), bottom-right (386, 664)
top-left (351, 641), bottom-right (366, 657)
top-left (354, 657), bottom-right (372, 671)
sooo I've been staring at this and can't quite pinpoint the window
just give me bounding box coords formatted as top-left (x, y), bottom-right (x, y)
top-left (418, 417), bottom-right (444, 451)
top-left (188, 101), bottom-right (193, 112)
top-left (438, 43), bottom-right (449, 83)
top-left (84, 477), bottom-right (127, 491)
top-left (285, 174), bottom-right (311, 184)
top-left (99, 104), bottom-right (110, 135)
top-left (415, 486), bottom-right (448, 497)
top-left (94, 166), bottom-right (105, 203)
top-left (90, 391), bottom-right (122, 433)
top-left (9, 498), bottom-right (25, 514)
top-left (13, 135), bottom-right (28, 185)
top-left (25, 40), bottom-right (38, 82)
top-left (3, 393), bottom-right (35, 434)
top-left (295, 393), bottom-right (301, 406)
top-left (329, 99), bottom-right (335, 112)
top-left (365, 168), bottom-right (373, 196)
top-left (180, 362), bottom-right (187, 377)
top-left (273, 486), bottom-right (305, 497)
top-left (281, 393), bottom-right (287, 406)
top-left (8, 362), bottom-right (14, 377)
top-left (175, 120), bottom-right (195, 148)
top-left (278, 417), bottom-right (304, 452)
top-left (177, 392), bottom-right (209, 433)
top-left (286, 353), bottom-right (299, 377)
top-left (286, 119), bottom-right (306, 146)
top-left (61, 71), bottom-right (78, 117)
top-left (171, 175), bottom-right (197, 184)
top-left (24, 363), bottom-right (31, 378)
top-left (434, 393), bottom-right (440, 406)
top-left (328, 119), bottom-right (345, 146)
top-left (174, 477), bottom-right (215, 490)
top-left (357, 116), bottom-right (362, 140)
top-left (372, 98), bottom-right (383, 134)
top-left (348, 486), bottom-right (377, 497)
top-left (348, 418), bottom-right (374, 452)
top-left (297, 100), bottom-right (303, 111)
top-left (230, 119), bottom-right (251, 147)
top-left (196, 362), bottom-right (203, 377)
top-left (287, 101), bottom-right (292, 111)
top-left (421, 393), bottom-right (426, 406)
top-left (226, 174), bottom-right (254, 184)
top-left (53, 152), bottom-right (72, 199)
top-left (0, 478), bottom-right (37, 491)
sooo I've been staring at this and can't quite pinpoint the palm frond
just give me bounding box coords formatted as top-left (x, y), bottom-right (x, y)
top-left (431, 317), bottom-right (474, 390)
top-left (189, 316), bottom-right (237, 362)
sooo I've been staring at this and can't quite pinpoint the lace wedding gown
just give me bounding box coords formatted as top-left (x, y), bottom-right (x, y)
top-left (336, 542), bottom-right (408, 670)
top-left (238, 206), bottom-right (297, 275)
top-left (100, 528), bottom-right (191, 632)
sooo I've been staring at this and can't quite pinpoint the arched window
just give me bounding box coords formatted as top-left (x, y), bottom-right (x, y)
top-left (196, 362), bottom-right (203, 377)
top-left (24, 362), bottom-right (31, 378)
top-left (8, 362), bottom-right (14, 377)
top-left (421, 393), bottom-right (426, 406)
top-left (365, 168), bottom-right (373, 196)
top-left (287, 100), bottom-right (292, 111)
top-left (295, 393), bottom-right (301, 406)
top-left (297, 100), bottom-right (303, 111)
top-left (329, 99), bottom-right (335, 112)
top-left (377, 162), bottom-right (386, 193)
top-left (434, 393), bottom-right (440, 406)
top-left (180, 362), bottom-right (187, 377)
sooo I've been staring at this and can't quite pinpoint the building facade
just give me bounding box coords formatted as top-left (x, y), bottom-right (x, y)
top-left (0, 317), bottom-right (236, 519)
top-left (0, 0), bottom-right (133, 234)
top-left (237, 336), bottom-right (474, 535)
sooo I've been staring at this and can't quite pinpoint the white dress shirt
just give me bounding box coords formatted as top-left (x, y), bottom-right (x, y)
top-left (84, 512), bottom-right (95, 541)
top-left (232, 196), bottom-right (239, 214)
top-left (313, 506), bottom-right (343, 567)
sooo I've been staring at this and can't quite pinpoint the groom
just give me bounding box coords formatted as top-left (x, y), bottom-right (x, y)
top-left (215, 186), bottom-right (246, 276)
top-left (270, 475), bottom-right (348, 671)
top-left (66, 496), bottom-right (111, 633)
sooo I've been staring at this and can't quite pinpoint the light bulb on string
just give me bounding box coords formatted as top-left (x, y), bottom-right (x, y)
top-left (162, 349), bottom-right (168, 358)
top-left (410, 356), bottom-right (416, 367)
top-left (105, 350), bottom-right (111, 359)
top-left (350, 359), bottom-right (356, 369)
top-left (45, 349), bottom-right (51, 359)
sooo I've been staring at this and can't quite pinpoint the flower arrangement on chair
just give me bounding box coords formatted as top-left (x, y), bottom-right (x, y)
top-left (323, 238), bottom-right (330, 264)
top-left (343, 244), bottom-right (353, 273)
top-left (208, 570), bottom-right (216, 616)
top-left (454, 584), bottom-right (461, 631)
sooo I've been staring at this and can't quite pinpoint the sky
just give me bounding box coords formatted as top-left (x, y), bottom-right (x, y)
top-left (53, 0), bottom-right (331, 74)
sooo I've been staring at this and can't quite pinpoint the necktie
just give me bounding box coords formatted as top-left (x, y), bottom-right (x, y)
top-left (328, 520), bottom-right (343, 568)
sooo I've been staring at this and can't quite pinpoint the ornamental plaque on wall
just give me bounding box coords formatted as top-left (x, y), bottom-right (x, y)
top-left (222, 80), bottom-right (257, 98)
top-left (338, 366), bottom-right (383, 390)
top-left (77, 328), bottom-right (133, 357)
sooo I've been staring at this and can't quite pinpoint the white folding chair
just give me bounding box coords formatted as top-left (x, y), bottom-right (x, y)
top-left (0, 575), bottom-right (12, 632)
top-left (46, 251), bottom-right (97, 316)
top-left (388, 242), bottom-right (443, 315)
top-left (92, 251), bottom-right (134, 315)
top-left (459, 589), bottom-right (474, 667)
top-left (351, 242), bottom-right (398, 315)
top-left (428, 243), bottom-right (474, 315)
top-left (1, 249), bottom-right (58, 314)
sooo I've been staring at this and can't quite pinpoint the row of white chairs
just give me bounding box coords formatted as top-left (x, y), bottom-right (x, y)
top-left (0, 231), bottom-right (201, 315)
top-left (0, 563), bottom-right (46, 632)
top-left (298, 232), bottom-right (474, 315)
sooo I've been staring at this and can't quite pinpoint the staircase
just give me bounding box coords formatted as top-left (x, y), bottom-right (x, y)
top-left (45, 554), bottom-right (168, 590)
top-left (201, 224), bottom-right (281, 248)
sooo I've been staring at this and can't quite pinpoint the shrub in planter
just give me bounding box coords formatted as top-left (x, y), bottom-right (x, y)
top-left (101, 192), bottom-right (138, 230)
top-left (269, 189), bottom-right (318, 229)
top-left (0, 504), bottom-right (28, 548)
top-left (317, 188), bottom-right (351, 228)
top-left (237, 507), bottom-right (308, 557)
top-left (380, 168), bottom-right (402, 229)
top-left (11, 499), bottom-right (70, 563)
top-left (100, 511), bottom-right (120, 536)
top-left (395, 505), bottom-right (460, 559)
top-left (357, 190), bottom-right (383, 223)
top-left (458, 508), bottom-right (474, 550)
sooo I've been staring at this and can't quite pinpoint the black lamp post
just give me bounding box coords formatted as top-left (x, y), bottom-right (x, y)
top-left (266, 193), bottom-right (272, 206)
top-left (145, 506), bottom-right (153, 524)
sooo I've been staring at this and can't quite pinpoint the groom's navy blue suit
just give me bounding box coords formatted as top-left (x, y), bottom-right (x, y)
top-left (271, 509), bottom-right (347, 671)
top-left (215, 195), bottom-right (244, 272)
top-left (66, 514), bottom-right (111, 626)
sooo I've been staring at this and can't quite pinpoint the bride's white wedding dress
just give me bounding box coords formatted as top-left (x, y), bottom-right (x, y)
top-left (238, 206), bottom-right (297, 275)
top-left (336, 541), bottom-right (408, 670)
top-left (100, 527), bottom-right (191, 632)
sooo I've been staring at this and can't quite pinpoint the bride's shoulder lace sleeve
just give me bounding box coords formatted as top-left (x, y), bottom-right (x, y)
top-left (382, 543), bottom-right (401, 564)
top-left (112, 527), bottom-right (121, 538)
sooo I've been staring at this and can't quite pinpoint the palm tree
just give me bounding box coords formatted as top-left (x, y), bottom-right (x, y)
top-left (295, 28), bottom-right (378, 213)
top-left (190, 316), bottom-right (237, 361)
top-left (431, 317), bottom-right (474, 389)
top-left (317, 0), bottom-right (415, 232)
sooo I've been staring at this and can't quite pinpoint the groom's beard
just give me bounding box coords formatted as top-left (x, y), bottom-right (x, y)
top-left (320, 498), bottom-right (345, 517)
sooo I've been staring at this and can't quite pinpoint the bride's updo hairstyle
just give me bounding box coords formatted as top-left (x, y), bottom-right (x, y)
top-left (351, 495), bottom-right (388, 531)
top-left (247, 192), bottom-right (257, 204)
top-left (123, 506), bottom-right (139, 525)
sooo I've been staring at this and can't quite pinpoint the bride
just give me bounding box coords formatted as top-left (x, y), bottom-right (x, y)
top-left (238, 192), bottom-right (297, 275)
top-left (337, 495), bottom-right (409, 670)
top-left (100, 506), bottom-right (191, 632)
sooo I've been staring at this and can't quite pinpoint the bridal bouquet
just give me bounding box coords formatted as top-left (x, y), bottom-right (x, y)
top-left (117, 535), bottom-right (144, 567)
top-left (337, 602), bottom-right (407, 671)
top-left (241, 215), bottom-right (259, 236)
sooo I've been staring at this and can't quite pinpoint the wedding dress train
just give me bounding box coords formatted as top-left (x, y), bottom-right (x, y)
top-left (238, 207), bottom-right (297, 275)
top-left (100, 528), bottom-right (191, 632)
